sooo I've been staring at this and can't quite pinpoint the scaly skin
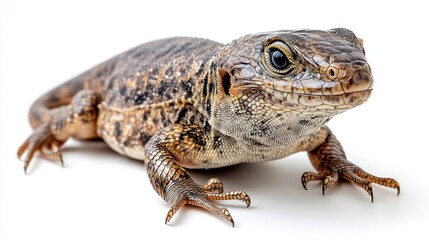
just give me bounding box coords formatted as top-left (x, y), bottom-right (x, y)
top-left (18, 28), bottom-right (399, 226)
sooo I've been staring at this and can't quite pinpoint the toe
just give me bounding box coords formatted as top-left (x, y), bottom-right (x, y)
top-left (221, 208), bottom-right (234, 227)
top-left (17, 138), bottom-right (30, 160)
top-left (164, 178), bottom-right (246, 226)
top-left (322, 174), bottom-right (338, 195)
top-left (207, 190), bottom-right (251, 207)
top-left (187, 194), bottom-right (235, 227)
top-left (341, 170), bottom-right (373, 201)
top-left (165, 199), bottom-right (186, 224)
top-left (354, 168), bottom-right (400, 195)
top-left (301, 171), bottom-right (323, 190)
top-left (41, 141), bottom-right (64, 165)
top-left (201, 178), bottom-right (224, 193)
top-left (18, 124), bottom-right (64, 174)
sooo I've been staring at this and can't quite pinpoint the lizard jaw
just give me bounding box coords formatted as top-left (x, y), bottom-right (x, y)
top-left (244, 87), bottom-right (373, 114)
top-left (232, 86), bottom-right (372, 115)
top-left (284, 89), bottom-right (373, 110)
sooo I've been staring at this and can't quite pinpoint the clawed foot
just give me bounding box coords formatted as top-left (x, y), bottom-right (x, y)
top-left (17, 124), bottom-right (64, 174)
top-left (165, 178), bottom-right (251, 226)
top-left (301, 162), bottom-right (400, 202)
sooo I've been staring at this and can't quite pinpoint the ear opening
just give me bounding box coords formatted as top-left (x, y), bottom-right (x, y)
top-left (219, 69), bottom-right (231, 96)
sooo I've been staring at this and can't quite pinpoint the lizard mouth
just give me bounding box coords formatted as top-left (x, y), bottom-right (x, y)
top-left (253, 85), bottom-right (373, 112)
top-left (260, 73), bottom-right (373, 111)
top-left (236, 85), bottom-right (372, 113)
top-left (284, 89), bottom-right (373, 111)
top-left (234, 71), bottom-right (373, 112)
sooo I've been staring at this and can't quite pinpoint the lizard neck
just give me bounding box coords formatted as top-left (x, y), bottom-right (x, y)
top-left (193, 61), bottom-right (218, 120)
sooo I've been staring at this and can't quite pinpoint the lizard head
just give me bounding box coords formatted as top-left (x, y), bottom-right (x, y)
top-left (209, 28), bottom-right (372, 144)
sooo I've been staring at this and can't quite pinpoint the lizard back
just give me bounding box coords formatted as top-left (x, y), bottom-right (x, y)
top-left (97, 37), bottom-right (223, 158)
top-left (103, 37), bottom-right (222, 108)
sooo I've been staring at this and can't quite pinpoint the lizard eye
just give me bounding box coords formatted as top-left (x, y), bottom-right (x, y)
top-left (269, 49), bottom-right (289, 69)
top-left (263, 41), bottom-right (295, 74)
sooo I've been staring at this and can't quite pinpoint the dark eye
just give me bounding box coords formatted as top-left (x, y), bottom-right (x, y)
top-left (263, 41), bottom-right (295, 75)
top-left (269, 48), bottom-right (289, 70)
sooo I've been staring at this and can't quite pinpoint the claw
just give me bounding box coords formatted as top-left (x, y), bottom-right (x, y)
top-left (165, 199), bottom-right (186, 224)
top-left (301, 171), bottom-right (338, 195)
top-left (22, 142), bottom-right (37, 174)
top-left (306, 127), bottom-right (399, 201)
top-left (41, 142), bottom-right (64, 166)
top-left (301, 172), bottom-right (312, 190)
top-left (301, 171), bottom-right (323, 190)
top-left (341, 170), bottom-right (374, 201)
top-left (17, 139), bottom-right (29, 161)
top-left (221, 208), bottom-right (234, 227)
top-left (17, 124), bottom-right (64, 174)
top-left (302, 164), bottom-right (397, 201)
top-left (24, 162), bottom-right (29, 175)
top-left (369, 184), bottom-right (374, 202)
top-left (353, 168), bottom-right (400, 197)
top-left (322, 175), bottom-right (338, 196)
top-left (164, 178), bottom-right (248, 226)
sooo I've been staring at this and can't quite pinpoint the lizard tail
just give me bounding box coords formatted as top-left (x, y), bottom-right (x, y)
top-left (28, 65), bottom-right (108, 129)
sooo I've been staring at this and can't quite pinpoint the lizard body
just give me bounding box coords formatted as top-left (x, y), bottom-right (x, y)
top-left (18, 28), bottom-right (399, 226)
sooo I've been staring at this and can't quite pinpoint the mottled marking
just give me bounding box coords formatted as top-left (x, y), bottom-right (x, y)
top-left (175, 107), bottom-right (187, 124)
top-left (203, 120), bottom-right (211, 133)
top-left (299, 119), bottom-right (310, 126)
top-left (119, 86), bottom-right (127, 95)
top-left (213, 135), bottom-right (222, 149)
top-left (180, 81), bottom-right (193, 98)
top-left (201, 74), bottom-right (208, 99)
top-left (133, 93), bottom-right (146, 105)
top-left (114, 121), bottom-right (121, 141)
top-left (140, 131), bottom-right (153, 144)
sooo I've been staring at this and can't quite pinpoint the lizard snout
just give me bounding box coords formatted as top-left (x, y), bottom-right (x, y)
top-left (341, 64), bottom-right (373, 93)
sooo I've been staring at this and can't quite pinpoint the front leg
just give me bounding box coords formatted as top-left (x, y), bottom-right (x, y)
top-left (301, 126), bottom-right (400, 201)
top-left (144, 124), bottom-right (250, 226)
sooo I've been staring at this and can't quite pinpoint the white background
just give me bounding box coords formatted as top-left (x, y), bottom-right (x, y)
top-left (1, 0), bottom-right (428, 239)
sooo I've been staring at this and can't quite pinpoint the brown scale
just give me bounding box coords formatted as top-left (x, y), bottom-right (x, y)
top-left (18, 28), bottom-right (399, 226)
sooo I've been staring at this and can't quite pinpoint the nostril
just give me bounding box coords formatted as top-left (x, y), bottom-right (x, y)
top-left (326, 67), bottom-right (341, 80)
top-left (328, 68), bottom-right (335, 78)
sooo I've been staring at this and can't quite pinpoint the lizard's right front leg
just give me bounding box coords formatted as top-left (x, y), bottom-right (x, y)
top-left (144, 124), bottom-right (251, 226)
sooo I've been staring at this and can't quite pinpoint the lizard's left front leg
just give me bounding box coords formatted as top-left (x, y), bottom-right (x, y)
top-left (301, 126), bottom-right (400, 201)
top-left (144, 124), bottom-right (250, 226)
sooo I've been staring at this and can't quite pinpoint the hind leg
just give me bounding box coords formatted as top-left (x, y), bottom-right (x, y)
top-left (18, 90), bottom-right (100, 173)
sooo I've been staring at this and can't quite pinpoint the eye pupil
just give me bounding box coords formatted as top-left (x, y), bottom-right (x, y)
top-left (270, 49), bottom-right (289, 70)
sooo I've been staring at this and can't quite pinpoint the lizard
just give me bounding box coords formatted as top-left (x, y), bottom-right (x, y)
top-left (17, 28), bottom-right (400, 226)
